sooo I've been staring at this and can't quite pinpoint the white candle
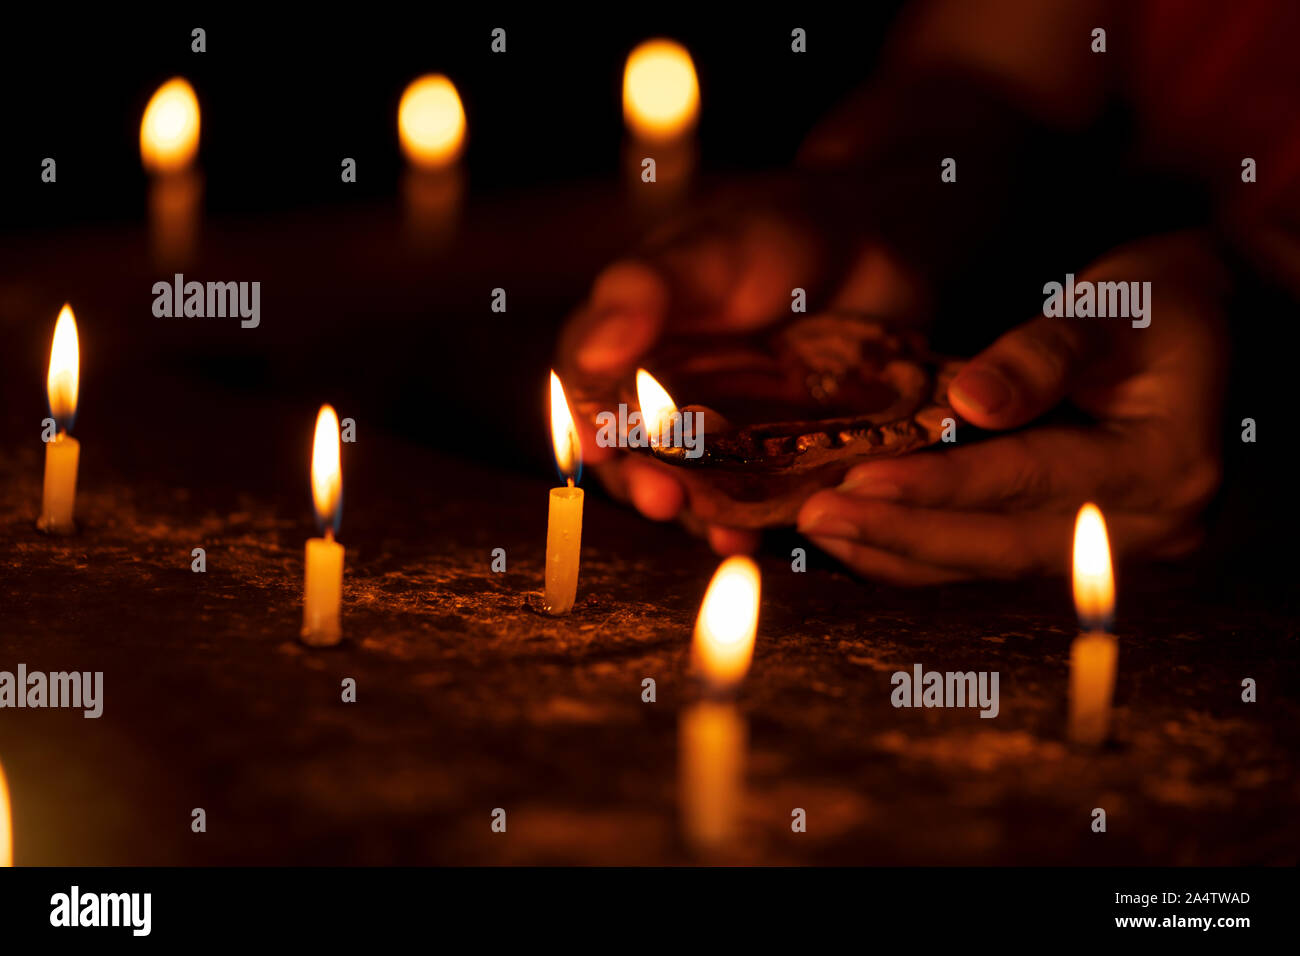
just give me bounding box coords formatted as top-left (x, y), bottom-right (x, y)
top-left (38, 304), bottom-right (80, 534)
top-left (545, 372), bottom-right (584, 615)
top-left (1068, 503), bottom-right (1118, 745)
top-left (302, 405), bottom-right (345, 646)
top-left (681, 556), bottom-right (761, 851)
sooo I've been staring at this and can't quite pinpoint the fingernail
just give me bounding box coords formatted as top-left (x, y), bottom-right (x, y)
top-left (796, 510), bottom-right (860, 540)
top-left (576, 313), bottom-right (646, 373)
top-left (838, 473), bottom-right (901, 499)
top-left (950, 366), bottom-right (1012, 417)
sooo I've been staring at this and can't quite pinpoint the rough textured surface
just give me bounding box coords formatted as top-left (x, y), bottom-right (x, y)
top-left (0, 200), bottom-right (1296, 866)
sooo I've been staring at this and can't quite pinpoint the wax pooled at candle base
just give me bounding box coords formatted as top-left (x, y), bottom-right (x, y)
top-left (38, 304), bottom-right (80, 534)
top-left (302, 405), bottom-right (345, 647)
top-left (545, 371), bottom-right (585, 616)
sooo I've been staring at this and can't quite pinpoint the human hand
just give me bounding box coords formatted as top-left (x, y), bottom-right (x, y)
top-left (556, 184), bottom-right (930, 555)
top-left (796, 233), bottom-right (1230, 583)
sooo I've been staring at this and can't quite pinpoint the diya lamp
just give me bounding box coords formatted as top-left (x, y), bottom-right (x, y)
top-left (544, 371), bottom-right (584, 616)
top-left (622, 38), bottom-right (699, 216)
top-left (574, 313), bottom-right (962, 528)
top-left (680, 555), bottom-right (761, 853)
top-left (38, 304), bottom-right (81, 534)
top-left (398, 73), bottom-right (467, 251)
top-left (1068, 503), bottom-right (1118, 745)
top-left (302, 405), bottom-right (345, 646)
top-left (140, 77), bottom-right (202, 269)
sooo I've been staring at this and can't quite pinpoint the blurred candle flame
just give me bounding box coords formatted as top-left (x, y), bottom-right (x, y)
top-left (635, 368), bottom-right (677, 446)
top-left (398, 74), bottom-right (466, 168)
top-left (694, 556), bottom-right (761, 692)
top-left (549, 371), bottom-right (581, 480)
top-left (0, 756), bottom-right (10, 866)
top-left (46, 303), bottom-right (79, 433)
top-left (1072, 503), bottom-right (1114, 631)
top-left (623, 39), bottom-right (700, 140)
top-left (311, 405), bottom-right (343, 534)
top-left (140, 78), bottom-right (200, 174)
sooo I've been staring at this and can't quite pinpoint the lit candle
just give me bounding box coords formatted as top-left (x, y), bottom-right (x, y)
top-left (622, 39), bottom-right (699, 212)
top-left (0, 756), bottom-right (11, 866)
top-left (681, 556), bottom-right (761, 851)
top-left (38, 304), bottom-right (80, 534)
top-left (302, 405), bottom-right (345, 646)
top-left (544, 371), bottom-right (584, 616)
top-left (1068, 503), bottom-right (1118, 745)
top-left (398, 74), bottom-right (466, 250)
top-left (140, 77), bottom-right (202, 268)
top-left (635, 367), bottom-right (678, 448)
top-left (623, 39), bottom-right (700, 141)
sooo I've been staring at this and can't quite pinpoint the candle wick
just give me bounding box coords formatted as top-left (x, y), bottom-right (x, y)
top-left (566, 477), bottom-right (575, 489)
top-left (325, 528), bottom-right (335, 543)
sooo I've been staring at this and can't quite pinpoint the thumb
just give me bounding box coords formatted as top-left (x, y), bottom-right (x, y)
top-left (948, 316), bottom-right (1097, 429)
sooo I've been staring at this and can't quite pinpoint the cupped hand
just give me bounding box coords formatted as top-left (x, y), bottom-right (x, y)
top-left (797, 233), bottom-right (1230, 583)
top-left (556, 188), bottom-right (930, 556)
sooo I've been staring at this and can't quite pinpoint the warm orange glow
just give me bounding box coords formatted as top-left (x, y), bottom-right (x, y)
top-left (635, 368), bottom-right (677, 446)
top-left (46, 303), bottom-right (79, 431)
top-left (140, 78), bottom-right (200, 174)
top-left (623, 39), bottom-right (700, 140)
top-left (693, 556), bottom-right (761, 692)
top-left (549, 371), bottom-right (581, 479)
top-left (1072, 503), bottom-right (1115, 630)
top-left (0, 756), bottom-right (10, 866)
top-left (311, 405), bottom-right (342, 531)
top-left (398, 74), bottom-right (466, 168)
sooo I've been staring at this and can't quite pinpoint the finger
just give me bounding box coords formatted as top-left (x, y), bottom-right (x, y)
top-left (805, 536), bottom-right (971, 586)
top-left (707, 525), bottom-right (760, 556)
top-left (797, 493), bottom-right (1177, 577)
top-left (624, 456), bottom-right (685, 522)
top-left (565, 260), bottom-right (669, 376)
top-left (836, 426), bottom-right (1142, 513)
top-left (949, 316), bottom-right (1102, 429)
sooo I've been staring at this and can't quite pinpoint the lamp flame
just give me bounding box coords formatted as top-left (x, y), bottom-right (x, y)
top-left (549, 371), bottom-right (581, 480)
top-left (46, 303), bottom-right (79, 433)
top-left (623, 39), bottom-right (700, 140)
top-left (1072, 503), bottom-right (1114, 631)
top-left (398, 74), bottom-right (466, 168)
top-left (0, 756), bottom-right (10, 866)
top-left (635, 368), bottom-right (677, 446)
top-left (693, 556), bottom-right (761, 692)
top-left (140, 78), bottom-right (200, 174)
top-left (311, 405), bottom-right (343, 534)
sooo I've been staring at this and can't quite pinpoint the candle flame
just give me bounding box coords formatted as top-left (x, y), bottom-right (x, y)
top-left (46, 303), bottom-right (79, 432)
top-left (398, 74), bottom-right (466, 168)
top-left (1072, 503), bottom-right (1114, 630)
top-left (623, 39), bottom-right (700, 140)
top-left (140, 78), bottom-right (200, 174)
top-left (635, 368), bottom-right (677, 446)
top-left (311, 405), bottom-right (343, 533)
top-left (0, 757), bottom-right (10, 866)
top-left (693, 556), bottom-right (761, 692)
top-left (549, 371), bottom-right (581, 480)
